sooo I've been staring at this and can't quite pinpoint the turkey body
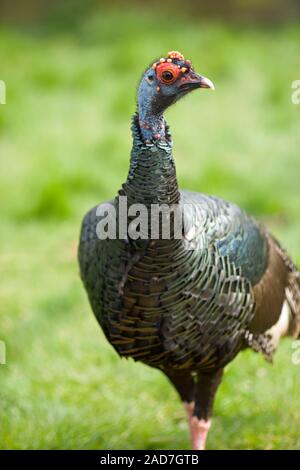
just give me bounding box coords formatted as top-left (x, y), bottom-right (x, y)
top-left (79, 189), bottom-right (299, 373)
top-left (78, 53), bottom-right (300, 449)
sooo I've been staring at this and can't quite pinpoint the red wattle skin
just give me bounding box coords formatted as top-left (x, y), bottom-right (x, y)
top-left (155, 61), bottom-right (200, 89)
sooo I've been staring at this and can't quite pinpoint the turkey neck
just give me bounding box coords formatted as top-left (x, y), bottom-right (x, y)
top-left (119, 113), bottom-right (180, 208)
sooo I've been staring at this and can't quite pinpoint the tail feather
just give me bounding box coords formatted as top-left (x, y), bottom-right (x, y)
top-left (286, 272), bottom-right (300, 338)
top-left (271, 234), bottom-right (300, 338)
top-left (245, 232), bottom-right (300, 360)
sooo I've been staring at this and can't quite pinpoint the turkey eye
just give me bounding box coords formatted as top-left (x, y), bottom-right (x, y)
top-left (162, 70), bottom-right (174, 82)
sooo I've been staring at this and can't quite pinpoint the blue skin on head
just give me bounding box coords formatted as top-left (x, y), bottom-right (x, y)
top-left (137, 66), bottom-right (178, 142)
top-left (137, 56), bottom-right (212, 143)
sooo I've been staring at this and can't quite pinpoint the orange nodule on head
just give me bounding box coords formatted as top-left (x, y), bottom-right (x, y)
top-left (168, 51), bottom-right (185, 61)
top-left (152, 51), bottom-right (189, 69)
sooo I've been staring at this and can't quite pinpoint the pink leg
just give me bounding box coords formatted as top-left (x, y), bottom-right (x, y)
top-left (190, 416), bottom-right (211, 450)
top-left (184, 402), bottom-right (211, 450)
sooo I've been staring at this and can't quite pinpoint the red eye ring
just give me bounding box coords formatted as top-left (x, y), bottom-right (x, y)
top-left (156, 62), bottom-right (181, 85)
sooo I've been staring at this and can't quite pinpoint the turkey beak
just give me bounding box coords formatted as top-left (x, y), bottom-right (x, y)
top-left (198, 75), bottom-right (215, 90)
top-left (180, 72), bottom-right (215, 91)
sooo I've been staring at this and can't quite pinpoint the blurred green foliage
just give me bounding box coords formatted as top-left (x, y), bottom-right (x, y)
top-left (0, 7), bottom-right (300, 449)
top-left (1, 0), bottom-right (300, 25)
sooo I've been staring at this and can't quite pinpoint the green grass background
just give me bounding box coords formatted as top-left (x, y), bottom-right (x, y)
top-left (0, 7), bottom-right (300, 449)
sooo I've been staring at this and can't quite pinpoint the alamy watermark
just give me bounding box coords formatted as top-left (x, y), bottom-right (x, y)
top-left (291, 340), bottom-right (300, 365)
top-left (0, 340), bottom-right (6, 365)
top-left (95, 196), bottom-right (200, 248)
top-left (0, 80), bottom-right (6, 104)
top-left (291, 80), bottom-right (300, 105)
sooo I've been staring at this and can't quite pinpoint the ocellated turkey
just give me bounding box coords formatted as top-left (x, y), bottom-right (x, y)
top-left (78, 51), bottom-right (300, 450)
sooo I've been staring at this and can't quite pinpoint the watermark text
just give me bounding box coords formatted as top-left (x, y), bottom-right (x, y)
top-left (0, 80), bottom-right (6, 104)
top-left (291, 80), bottom-right (300, 105)
top-left (291, 340), bottom-right (300, 365)
top-left (0, 340), bottom-right (6, 365)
